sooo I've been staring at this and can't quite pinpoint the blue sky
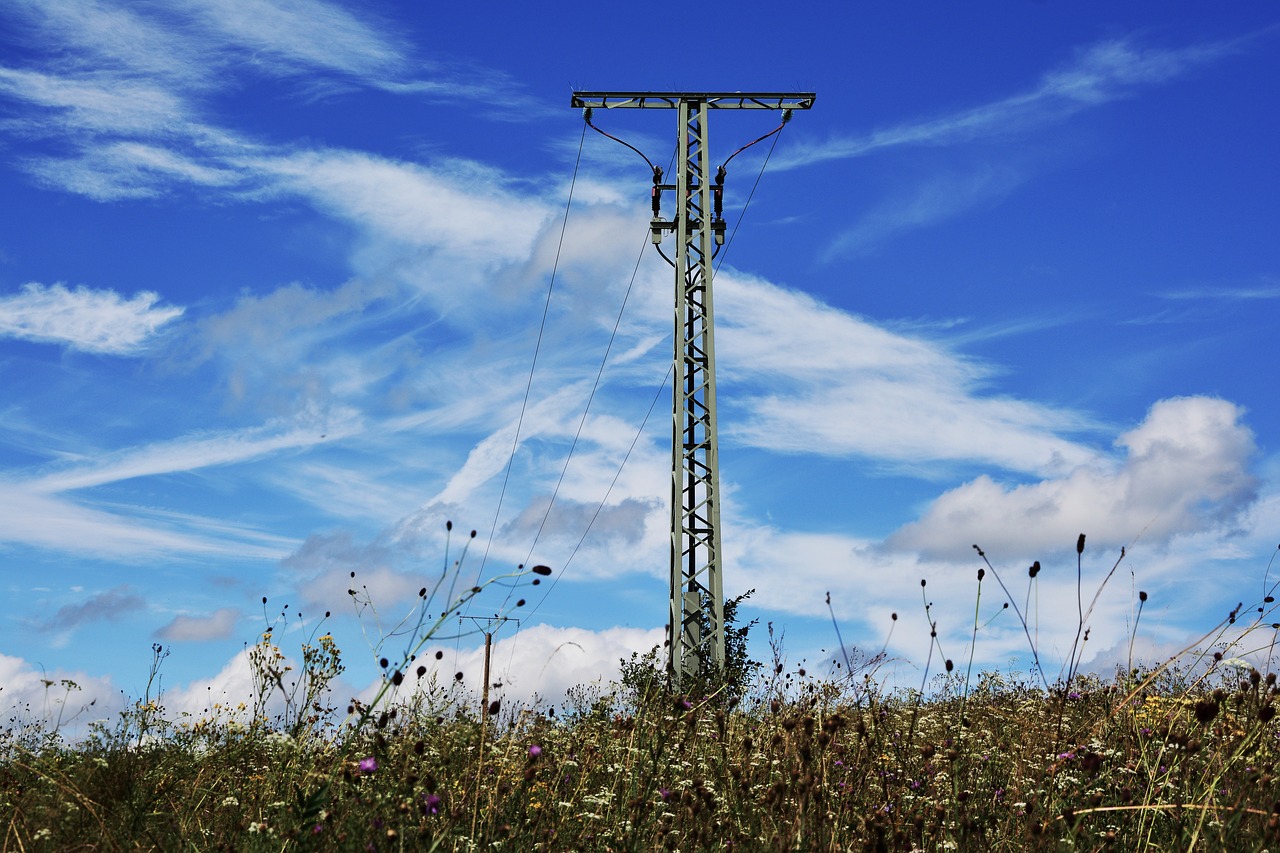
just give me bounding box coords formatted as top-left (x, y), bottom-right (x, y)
top-left (2, 1), bottom-right (1278, 724)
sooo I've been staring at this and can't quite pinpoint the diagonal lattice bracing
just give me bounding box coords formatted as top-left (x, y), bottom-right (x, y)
top-left (570, 91), bottom-right (813, 689)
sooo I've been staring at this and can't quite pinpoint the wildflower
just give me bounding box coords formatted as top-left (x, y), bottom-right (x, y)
top-left (528, 744), bottom-right (542, 758)
top-left (423, 793), bottom-right (443, 815)
top-left (359, 756), bottom-right (377, 774)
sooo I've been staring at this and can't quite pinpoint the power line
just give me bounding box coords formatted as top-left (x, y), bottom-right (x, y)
top-left (523, 125), bottom-right (786, 623)
top-left (474, 120), bottom-right (587, 585)
top-left (524, 361), bottom-right (673, 621)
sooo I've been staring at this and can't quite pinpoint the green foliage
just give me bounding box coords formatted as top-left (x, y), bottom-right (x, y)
top-left (10, 656), bottom-right (1280, 851)
top-left (8, 539), bottom-right (1280, 849)
top-left (619, 589), bottom-right (761, 706)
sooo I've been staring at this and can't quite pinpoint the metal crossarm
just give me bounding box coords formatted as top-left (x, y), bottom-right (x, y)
top-left (571, 92), bottom-right (816, 111)
top-left (570, 90), bottom-right (812, 690)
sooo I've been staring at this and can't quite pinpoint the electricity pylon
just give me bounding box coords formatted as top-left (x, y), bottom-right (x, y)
top-left (570, 92), bottom-right (815, 689)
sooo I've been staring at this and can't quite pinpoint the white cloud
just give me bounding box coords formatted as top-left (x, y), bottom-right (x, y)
top-left (3, 0), bottom-right (212, 86)
top-left (0, 283), bottom-right (183, 354)
top-left (32, 585), bottom-right (146, 633)
top-left (776, 35), bottom-right (1242, 170)
top-left (822, 165), bottom-right (1027, 259)
top-left (257, 150), bottom-right (553, 264)
top-left (162, 647), bottom-right (274, 720)
top-left (715, 272), bottom-right (1098, 475)
top-left (0, 66), bottom-right (192, 136)
top-left (0, 483), bottom-right (292, 558)
top-left (155, 607), bottom-right (241, 642)
top-left (886, 396), bottom-right (1258, 560)
top-left (0, 652), bottom-right (125, 736)
top-left (27, 411), bottom-right (362, 493)
top-left (178, 0), bottom-right (405, 79)
top-left (407, 623), bottom-right (665, 709)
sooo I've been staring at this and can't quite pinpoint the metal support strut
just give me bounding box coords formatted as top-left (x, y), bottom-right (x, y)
top-left (570, 91), bottom-right (814, 690)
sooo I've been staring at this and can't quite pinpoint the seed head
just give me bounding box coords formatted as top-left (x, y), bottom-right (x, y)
top-left (1193, 699), bottom-right (1219, 725)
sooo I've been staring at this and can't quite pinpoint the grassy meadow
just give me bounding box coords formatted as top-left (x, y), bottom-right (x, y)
top-left (6, 540), bottom-right (1280, 851)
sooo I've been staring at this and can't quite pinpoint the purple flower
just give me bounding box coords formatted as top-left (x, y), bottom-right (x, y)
top-left (359, 756), bottom-right (377, 774)
top-left (424, 793), bottom-right (442, 815)
top-left (659, 788), bottom-right (671, 801)
top-left (528, 744), bottom-right (542, 758)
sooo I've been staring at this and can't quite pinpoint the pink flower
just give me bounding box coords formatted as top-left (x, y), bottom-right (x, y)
top-left (359, 756), bottom-right (377, 774)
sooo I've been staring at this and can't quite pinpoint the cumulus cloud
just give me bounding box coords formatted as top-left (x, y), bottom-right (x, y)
top-left (162, 647), bottom-right (278, 720)
top-left (404, 623), bottom-right (665, 709)
top-left (0, 653), bottom-right (124, 735)
top-left (155, 607), bottom-right (240, 642)
top-left (886, 396), bottom-right (1258, 560)
top-left (0, 283), bottom-right (183, 354)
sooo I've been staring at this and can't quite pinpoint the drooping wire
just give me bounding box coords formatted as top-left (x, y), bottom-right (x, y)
top-left (717, 116), bottom-right (787, 270)
top-left (520, 234), bottom-right (648, 565)
top-left (523, 360), bottom-right (674, 621)
top-left (501, 145), bottom-right (678, 617)
top-left (474, 120), bottom-right (587, 584)
top-left (650, 114), bottom-right (789, 271)
top-left (521, 124), bottom-right (789, 621)
top-left (583, 107), bottom-right (658, 173)
top-left (719, 109), bottom-right (791, 173)
top-left (491, 230), bottom-right (648, 617)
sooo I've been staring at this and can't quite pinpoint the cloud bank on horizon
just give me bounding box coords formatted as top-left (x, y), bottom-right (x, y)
top-left (1, 0), bottom-right (1277, 722)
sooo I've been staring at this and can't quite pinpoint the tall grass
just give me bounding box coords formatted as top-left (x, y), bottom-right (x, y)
top-left (5, 537), bottom-right (1280, 851)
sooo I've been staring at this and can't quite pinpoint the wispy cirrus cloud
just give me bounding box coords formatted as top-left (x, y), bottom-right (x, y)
top-left (0, 66), bottom-right (194, 135)
top-left (177, 0), bottom-right (407, 80)
top-left (27, 412), bottom-right (362, 493)
top-left (821, 165), bottom-right (1026, 260)
top-left (1159, 281), bottom-right (1280, 302)
top-left (776, 35), bottom-right (1245, 170)
top-left (0, 283), bottom-right (183, 354)
top-left (714, 272), bottom-right (1100, 476)
top-left (0, 482), bottom-right (293, 559)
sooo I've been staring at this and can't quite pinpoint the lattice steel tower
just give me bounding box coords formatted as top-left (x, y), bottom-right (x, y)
top-left (570, 92), bottom-right (815, 688)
